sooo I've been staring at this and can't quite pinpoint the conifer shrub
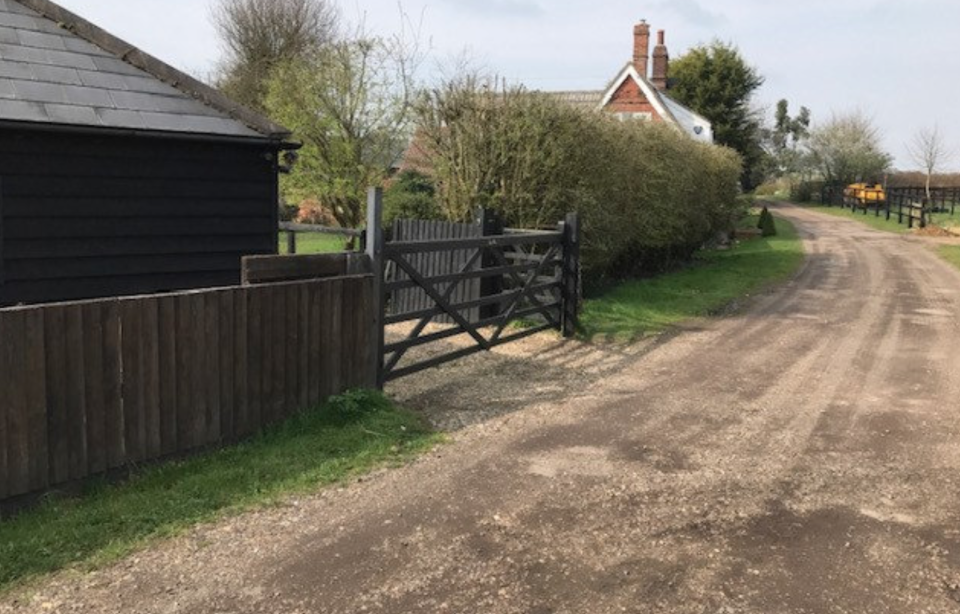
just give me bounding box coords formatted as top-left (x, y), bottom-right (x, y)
top-left (758, 206), bottom-right (778, 237)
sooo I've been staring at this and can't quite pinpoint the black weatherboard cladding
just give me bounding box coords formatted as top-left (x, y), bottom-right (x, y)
top-left (0, 127), bottom-right (278, 306)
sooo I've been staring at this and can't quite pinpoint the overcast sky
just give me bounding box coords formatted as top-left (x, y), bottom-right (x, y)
top-left (55, 0), bottom-right (960, 169)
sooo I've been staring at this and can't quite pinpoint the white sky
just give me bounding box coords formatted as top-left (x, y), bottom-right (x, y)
top-left (54, 0), bottom-right (960, 169)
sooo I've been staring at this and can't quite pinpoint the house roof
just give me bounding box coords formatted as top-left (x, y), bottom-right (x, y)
top-left (546, 90), bottom-right (604, 112)
top-left (0, 0), bottom-right (290, 141)
top-left (659, 92), bottom-right (713, 143)
top-left (546, 63), bottom-right (713, 144)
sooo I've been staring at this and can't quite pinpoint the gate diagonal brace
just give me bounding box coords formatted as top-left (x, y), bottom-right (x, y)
top-left (490, 245), bottom-right (561, 339)
top-left (382, 248), bottom-right (483, 374)
top-left (491, 243), bottom-right (561, 343)
top-left (390, 254), bottom-right (491, 350)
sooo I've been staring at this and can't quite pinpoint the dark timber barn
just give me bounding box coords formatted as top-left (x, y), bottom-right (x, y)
top-left (0, 0), bottom-right (292, 307)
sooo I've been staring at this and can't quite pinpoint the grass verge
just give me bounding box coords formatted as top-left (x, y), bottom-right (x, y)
top-left (580, 215), bottom-right (804, 342)
top-left (937, 245), bottom-right (960, 271)
top-left (798, 205), bottom-right (912, 235)
top-left (0, 391), bottom-right (441, 594)
top-left (278, 232), bottom-right (351, 254)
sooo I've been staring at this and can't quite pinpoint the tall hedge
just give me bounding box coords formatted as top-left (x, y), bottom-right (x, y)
top-left (413, 79), bottom-right (743, 283)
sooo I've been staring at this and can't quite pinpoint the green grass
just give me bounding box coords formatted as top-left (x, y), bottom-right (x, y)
top-left (0, 391), bottom-right (441, 593)
top-left (278, 232), bottom-right (351, 255)
top-left (798, 205), bottom-right (913, 235)
top-left (937, 245), bottom-right (960, 271)
top-left (580, 215), bottom-right (804, 342)
top-left (929, 206), bottom-right (960, 229)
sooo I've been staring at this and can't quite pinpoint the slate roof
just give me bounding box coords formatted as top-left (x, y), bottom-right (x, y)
top-left (0, 0), bottom-right (289, 140)
top-left (546, 90), bottom-right (604, 112)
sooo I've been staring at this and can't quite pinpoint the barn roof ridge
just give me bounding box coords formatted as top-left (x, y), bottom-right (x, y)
top-left (2, 0), bottom-right (290, 140)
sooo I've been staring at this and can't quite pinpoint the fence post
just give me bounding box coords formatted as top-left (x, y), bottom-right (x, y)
top-left (366, 187), bottom-right (385, 389)
top-left (286, 230), bottom-right (297, 255)
top-left (560, 212), bottom-right (580, 338)
top-left (476, 208), bottom-right (504, 319)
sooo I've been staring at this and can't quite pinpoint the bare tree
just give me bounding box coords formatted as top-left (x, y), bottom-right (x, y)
top-left (212, 0), bottom-right (338, 111)
top-left (907, 125), bottom-right (954, 199)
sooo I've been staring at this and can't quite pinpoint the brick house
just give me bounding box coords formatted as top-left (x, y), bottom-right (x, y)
top-left (394, 20), bottom-right (713, 177)
top-left (550, 21), bottom-right (713, 143)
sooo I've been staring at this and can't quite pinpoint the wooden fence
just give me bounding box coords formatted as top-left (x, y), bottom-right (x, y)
top-left (388, 218), bottom-right (485, 325)
top-left (0, 274), bottom-right (375, 502)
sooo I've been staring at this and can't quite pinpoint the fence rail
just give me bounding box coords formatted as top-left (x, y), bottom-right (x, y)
top-left (0, 274), bottom-right (375, 502)
top-left (278, 222), bottom-right (362, 255)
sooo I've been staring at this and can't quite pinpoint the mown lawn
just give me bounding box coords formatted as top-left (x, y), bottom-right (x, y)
top-left (0, 391), bottom-right (441, 594)
top-left (278, 231), bottom-right (351, 255)
top-left (580, 215), bottom-right (804, 342)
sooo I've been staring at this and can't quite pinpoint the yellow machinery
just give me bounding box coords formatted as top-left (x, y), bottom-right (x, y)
top-left (844, 183), bottom-right (886, 205)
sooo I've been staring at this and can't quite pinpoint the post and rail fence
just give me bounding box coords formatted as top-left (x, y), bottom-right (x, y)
top-left (818, 183), bottom-right (955, 230)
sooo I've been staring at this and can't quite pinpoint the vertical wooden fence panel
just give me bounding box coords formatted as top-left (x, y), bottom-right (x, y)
top-left (120, 301), bottom-right (145, 463)
top-left (157, 296), bottom-right (178, 455)
top-left (219, 290), bottom-right (236, 442)
top-left (142, 299), bottom-right (162, 460)
top-left (284, 284), bottom-right (299, 416)
top-left (64, 305), bottom-right (88, 480)
top-left (297, 285), bottom-right (310, 411)
top-left (23, 309), bottom-right (48, 492)
top-left (246, 287), bottom-right (262, 437)
top-left (44, 306), bottom-right (69, 485)
top-left (102, 300), bottom-right (125, 469)
top-left (2, 311), bottom-right (29, 496)
top-left (231, 288), bottom-right (248, 442)
top-left (204, 293), bottom-right (221, 445)
top-left (82, 303), bottom-right (106, 475)
top-left (0, 312), bottom-right (10, 498)
top-left (0, 274), bottom-right (376, 504)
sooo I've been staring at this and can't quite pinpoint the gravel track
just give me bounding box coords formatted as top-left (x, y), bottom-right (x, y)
top-left (6, 203), bottom-right (960, 614)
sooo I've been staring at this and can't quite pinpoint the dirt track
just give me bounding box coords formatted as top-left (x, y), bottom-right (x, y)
top-left (7, 203), bottom-right (960, 613)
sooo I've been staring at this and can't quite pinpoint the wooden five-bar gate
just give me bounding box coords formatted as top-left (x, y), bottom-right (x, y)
top-left (365, 189), bottom-right (580, 385)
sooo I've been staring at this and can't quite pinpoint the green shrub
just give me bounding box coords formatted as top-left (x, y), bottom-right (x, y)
top-left (384, 170), bottom-right (442, 223)
top-left (413, 78), bottom-right (743, 284)
top-left (758, 206), bottom-right (777, 236)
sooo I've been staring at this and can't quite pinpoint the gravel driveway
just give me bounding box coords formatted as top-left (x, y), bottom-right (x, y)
top-left (5, 203), bottom-right (960, 614)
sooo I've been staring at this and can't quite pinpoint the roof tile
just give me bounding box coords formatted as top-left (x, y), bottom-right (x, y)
top-left (0, 98), bottom-right (46, 121)
top-left (12, 78), bottom-right (64, 103)
top-left (17, 28), bottom-right (64, 50)
top-left (43, 102), bottom-right (98, 124)
top-left (30, 62), bottom-right (81, 85)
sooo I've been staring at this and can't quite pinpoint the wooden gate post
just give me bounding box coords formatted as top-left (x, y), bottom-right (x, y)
top-left (476, 208), bottom-right (504, 319)
top-left (560, 212), bottom-right (580, 338)
top-left (366, 187), bottom-right (386, 389)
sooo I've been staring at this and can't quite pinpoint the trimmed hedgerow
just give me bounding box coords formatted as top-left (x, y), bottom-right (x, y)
top-left (413, 78), bottom-right (743, 285)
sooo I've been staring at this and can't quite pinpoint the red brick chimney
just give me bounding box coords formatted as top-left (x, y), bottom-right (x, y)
top-left (633, 20), bottom-right (650, 78)
top-left (651, 29), bottom-right (669, 91)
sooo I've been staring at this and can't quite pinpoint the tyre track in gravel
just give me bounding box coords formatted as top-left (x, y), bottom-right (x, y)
top-left (6, 203), bottom-right (960, 614)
